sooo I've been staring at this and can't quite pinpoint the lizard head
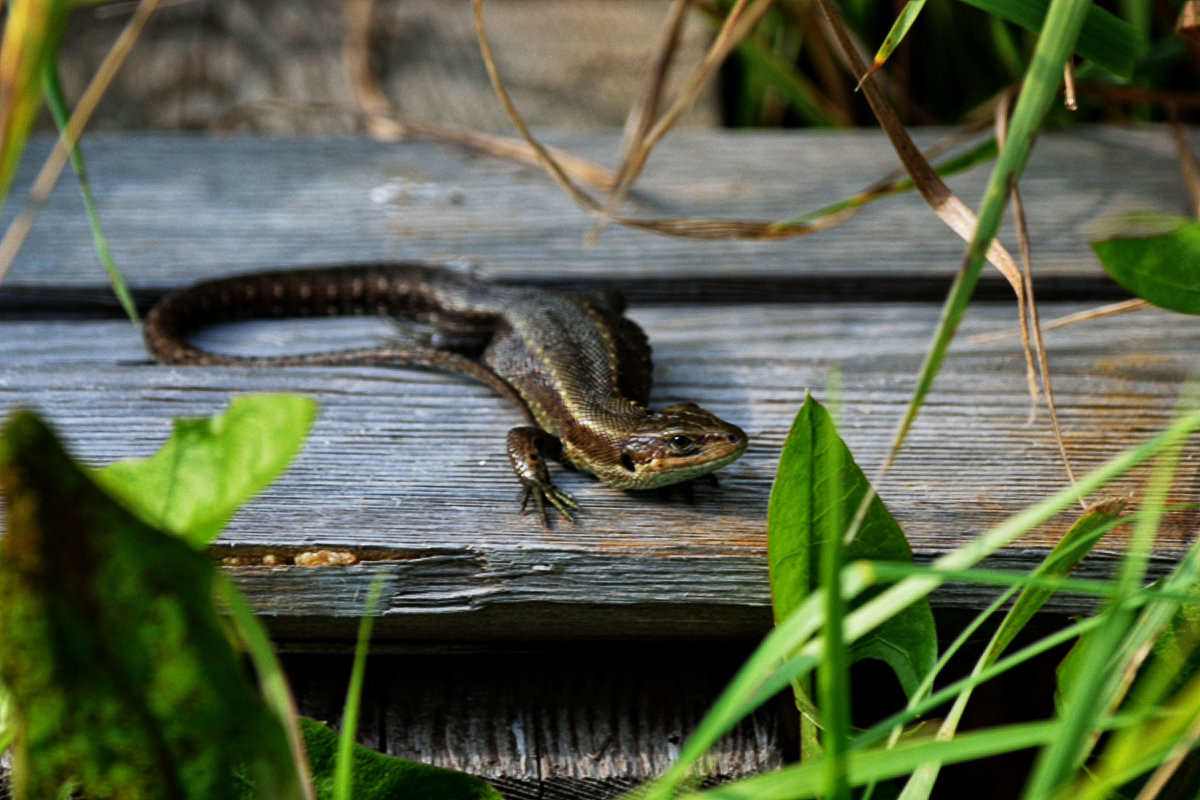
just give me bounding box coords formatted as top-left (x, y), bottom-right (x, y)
top-left (610, 402), bottom-right (748, 490)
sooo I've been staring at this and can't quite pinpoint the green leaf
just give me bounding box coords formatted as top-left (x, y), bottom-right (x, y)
top-left (96, 394), bottom-right (316, 547)
top-left (1091, 218), bottom-right (1200, 315)
top-left (767, 394), bottom-right (936, 699)
top-left (0, 0), bottom-right (72, 214)
top-left (861, 0), bottom-right (928, 84)
top-left (985, 500), bottom-right (1123, 663)
top-left (955, 0), bottom-right (1137, 78)
top-left (301, 718), bottom-right (503, 800)
top-left (0, 410), bottom-right (303, 799)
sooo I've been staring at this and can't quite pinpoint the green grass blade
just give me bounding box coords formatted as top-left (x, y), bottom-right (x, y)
top-left (889, 0), bottom-right (1091, 474)
top-left (816, 406), bottom-right (850, 800)
top-left (675, 720), bottom-right (1076, 800)
top-left (1024, 405), bottom-right (1190, 798)
top-left (779, 136), bottom-right (999, 229)
top-left (986, 501), bottom-right (1123, 662)
top-left (954, 0), bottom-right (1136, 78)
top-left (641, 410), bottom-right (1200, 800)
top-left (40, 62), bottom-right (139, 324)
top-left (732, 29), bottom-right (845, 126)
top-left (334, 574), bottom-right (386, 800)
top-left (218, 574), bottom-right (316, 800)
top-left (861, 0), bottom-right (928, 85)
top-left (896, 502), bottom-right (1122, 800)
top-left (856, 613), bottom-right (1105, 751)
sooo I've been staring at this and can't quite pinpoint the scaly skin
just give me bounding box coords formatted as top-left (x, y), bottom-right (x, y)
top-left (143, 264), bottom-right (748, 523)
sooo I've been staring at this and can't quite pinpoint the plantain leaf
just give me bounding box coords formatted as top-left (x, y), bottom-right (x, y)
top-left (767, 394), bottom-right (936, 699)
top-left (96, 394), bottom-right (316, 547)
top-left (301, 718), bottom-right (503, 800)
top-left (0, 410), bottom-right (303, 799)
top-left (1091, 217), bottom-right (1200, 315)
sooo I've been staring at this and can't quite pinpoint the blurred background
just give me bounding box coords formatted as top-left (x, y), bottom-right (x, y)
top-left (54, 0), bottom-right (1200, 136)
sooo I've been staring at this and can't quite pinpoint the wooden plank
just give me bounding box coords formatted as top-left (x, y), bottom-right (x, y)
top-left (2, 297), bottom-right (1197, 632)
top-left (1, 128), bottom-right (1193, 290)
top-left (286, 645), bottom-right (783, 795)
top-left (57, 0), bottom-right (720, 133)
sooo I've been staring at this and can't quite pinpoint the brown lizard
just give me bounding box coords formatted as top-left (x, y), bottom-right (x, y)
top-left (143, 264), bottom-right (748, 522)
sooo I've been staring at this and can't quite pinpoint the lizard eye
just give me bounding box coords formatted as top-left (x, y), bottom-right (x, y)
top-left (667, 434), bottom-right (695, 452)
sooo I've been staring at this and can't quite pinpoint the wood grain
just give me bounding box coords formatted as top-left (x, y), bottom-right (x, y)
top-left (2, 128), bottom-right (1193, 291)
top-left (2, 297), bottom-right (1198, 632)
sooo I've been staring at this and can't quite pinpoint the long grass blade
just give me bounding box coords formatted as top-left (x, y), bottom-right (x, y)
top-left (638, 409), bottom-right (1200, 800)
top-left (334, 574), bottom-right (386, 800)
top-left (40, 63), bottom-right (139, 324)
top-left (1023, 390), bottom-right (1192, 798)
top-left (867, 0), bottom-right (1091, 528)
top-left (858, 0), bottom-right (927, 88)
top-left (218, 574), bottom-right (317, 800)
top-left (673, 720), bottom-right (1094, 800)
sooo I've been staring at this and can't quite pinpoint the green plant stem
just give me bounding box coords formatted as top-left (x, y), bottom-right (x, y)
top-left (817, 432), bottom-right (850, 800)
top-left (40, 62), bottom-right (139, 325)
top-left (218, 574), bottom-right (316, 800)
top-left (334, 574), bottom-right (387, 800)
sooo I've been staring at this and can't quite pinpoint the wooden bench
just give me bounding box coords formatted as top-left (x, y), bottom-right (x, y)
top-left (2, 127), bottom-right (1197, 797)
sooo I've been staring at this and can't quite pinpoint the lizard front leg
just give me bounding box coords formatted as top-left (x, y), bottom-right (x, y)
top-left (506, 426), bottom-right (578, 524)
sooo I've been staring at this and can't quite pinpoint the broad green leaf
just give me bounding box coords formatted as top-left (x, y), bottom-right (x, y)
top-left (767, 394), bottom-right (936, 699)
top-left (955, 0), bottom-right (1136, 78)
top-left (1091, 217), bottom-right (1200, 315)
top-left (301, 718), bottom-right (503, 800)
top-left (96, 393), bottom-right (316, 547)
top-left (0, 410), bottom-right (303, 800)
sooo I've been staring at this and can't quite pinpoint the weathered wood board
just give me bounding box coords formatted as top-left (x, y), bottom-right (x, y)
top-left (3, 127), bottom-right (1194, 288)
top-left (2, 301), bottom-right (1198, 634)
top-left (2, 129), bottom-right (1199, 640)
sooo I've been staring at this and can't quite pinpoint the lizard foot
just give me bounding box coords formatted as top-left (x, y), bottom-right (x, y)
top-left (520, 482), bottom-right (579, 526)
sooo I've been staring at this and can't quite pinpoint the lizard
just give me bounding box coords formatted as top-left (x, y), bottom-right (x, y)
top-left (143, 264), bottom-right (748, 522)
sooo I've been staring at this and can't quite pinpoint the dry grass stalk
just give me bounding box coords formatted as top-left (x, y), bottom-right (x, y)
top-left (995, 90), bottom-right (1079, 498)
top-left (811, 0), bottom-right (1042, 419)
top-left (469, 0), bottom-right (864, 239)
top-left (966, 299), bottom-right (1152, 344)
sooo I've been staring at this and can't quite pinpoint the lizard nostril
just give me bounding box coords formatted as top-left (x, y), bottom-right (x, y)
top-left (620, 452), bottom-right (636, 472)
